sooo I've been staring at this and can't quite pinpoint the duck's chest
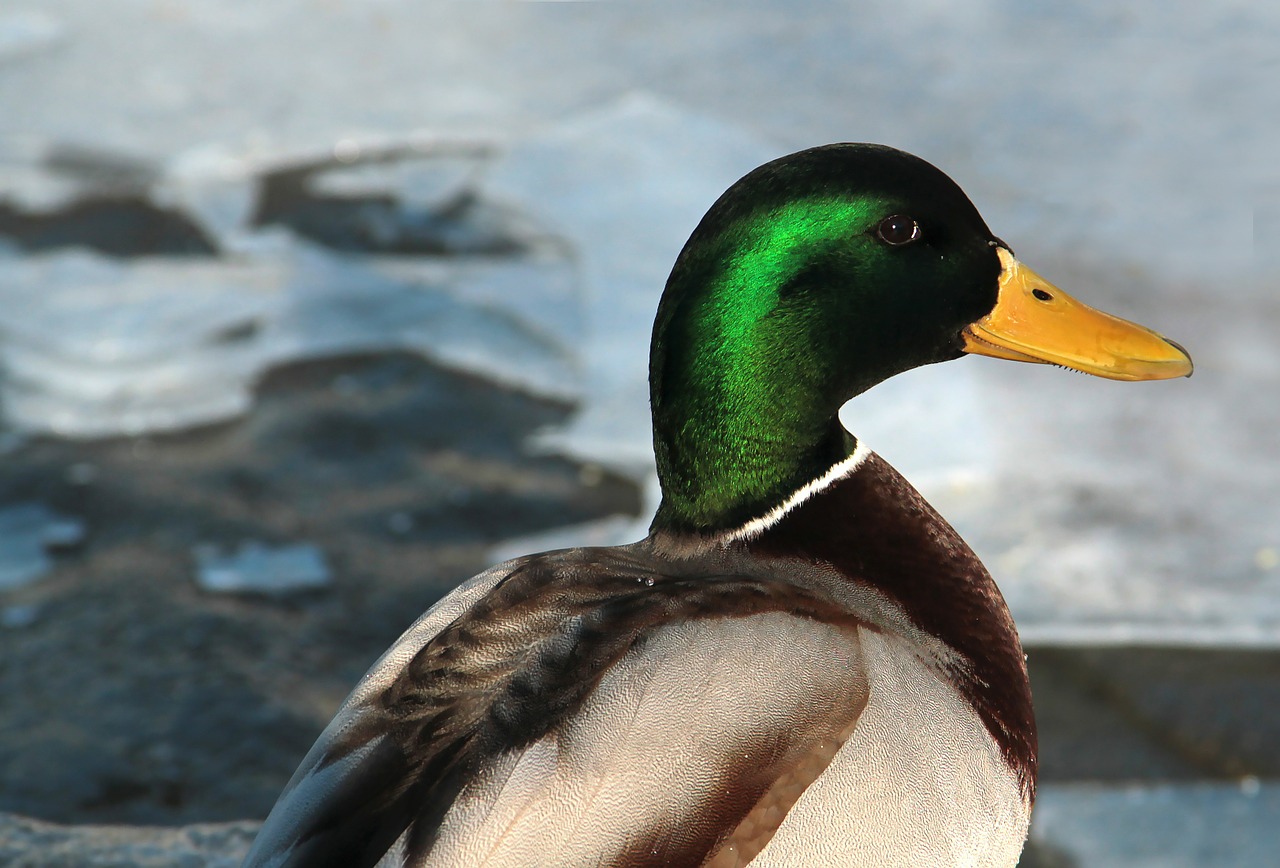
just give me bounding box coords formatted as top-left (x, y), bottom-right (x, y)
top-left (743, 628), bottom-right (1031, 868)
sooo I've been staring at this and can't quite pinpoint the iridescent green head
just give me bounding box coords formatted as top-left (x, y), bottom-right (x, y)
top-left (649, 143), bottom-right (1192, 534)
top-left (649, 144), bottom-right (1002, 533)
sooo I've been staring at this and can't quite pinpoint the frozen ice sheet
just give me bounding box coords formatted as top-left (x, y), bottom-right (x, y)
top-left (1, 2), bottom-right (1266, 285)
top-left (0, 603), bottom-right (40, 629)
top-left (0, 10), bottom-right (64, 64)
top-left (0, 2), bottom-right (1273, 643)
top-left (0, 245), bottom-right (578, 438)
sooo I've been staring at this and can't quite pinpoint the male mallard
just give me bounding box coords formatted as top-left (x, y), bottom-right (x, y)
top-left (243, 144), bottom-right (1191, 867)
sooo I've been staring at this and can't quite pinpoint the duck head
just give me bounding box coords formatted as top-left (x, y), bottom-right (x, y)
top-left (649, 144), bottom-right (1191, 534)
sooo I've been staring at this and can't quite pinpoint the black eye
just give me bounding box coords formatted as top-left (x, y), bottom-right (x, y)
top-left (876, 214), bottom-right (921, 247)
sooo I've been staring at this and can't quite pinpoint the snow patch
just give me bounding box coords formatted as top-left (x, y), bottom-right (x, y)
top-left (194, 541), bottom-right (331, 595)
top-left (0, 503), bottom-right (83, 591)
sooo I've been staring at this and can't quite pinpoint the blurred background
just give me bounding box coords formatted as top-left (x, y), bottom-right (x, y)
top-left (0, 1), bottom-right (1274, 865)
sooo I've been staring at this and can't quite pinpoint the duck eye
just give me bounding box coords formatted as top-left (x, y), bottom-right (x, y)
top-left (876, 214), bottom-right (921, 247)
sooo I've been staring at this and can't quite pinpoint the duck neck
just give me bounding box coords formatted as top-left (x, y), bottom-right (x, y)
top-left (645, 198), bottom-right (901, 535)
top-left (651, 405), bottom-right (855, 534)
top-left (647, 249), bottom-right (875, 533)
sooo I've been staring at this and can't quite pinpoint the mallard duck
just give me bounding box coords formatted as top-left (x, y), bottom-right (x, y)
top-left (242, 144), bottom-right (1192, 868)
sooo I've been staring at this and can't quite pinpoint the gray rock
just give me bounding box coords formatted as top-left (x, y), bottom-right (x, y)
top-left (0, 812), bottom-right (256, 868)
top-left (0, 352), bottom-right (641, 826)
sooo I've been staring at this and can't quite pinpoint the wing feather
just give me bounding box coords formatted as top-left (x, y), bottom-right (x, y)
top-left (243, 548), bottom-right (871, 868)
top-left (242, 560), bottom-right (519, 868)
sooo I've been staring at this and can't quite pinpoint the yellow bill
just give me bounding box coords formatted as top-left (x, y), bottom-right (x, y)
top-left (962, 248), bottom-right (1193, 381)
